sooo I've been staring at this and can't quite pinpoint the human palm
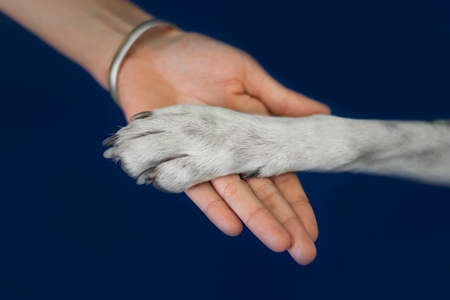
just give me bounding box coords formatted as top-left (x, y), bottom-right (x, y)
top-left (115, 29), bottom-right (330, 265)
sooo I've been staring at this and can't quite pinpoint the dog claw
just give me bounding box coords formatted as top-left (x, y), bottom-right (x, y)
top-left (131, 111), bottom-right (152, 122)
top-left (240, 168), bottom-right (263, 179)
top-left (102, 134), bottom-right (118, 147)
top-left (136, 167), bottom-right (157, 185)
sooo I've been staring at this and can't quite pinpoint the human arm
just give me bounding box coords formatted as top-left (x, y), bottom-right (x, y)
top-left (0, 0), bottom-right (151, 88)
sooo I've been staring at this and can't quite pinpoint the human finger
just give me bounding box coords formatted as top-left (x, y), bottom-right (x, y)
top-left (245, 177), bottom-right (316, 265)
top-left (243, 57), bottom-right (330, 116)
top-left (211, 175), bottom-right (291, 252)
top-left (185, 181), bottom-right (243, 237)
top-left (224, 94), bottom-right (270, 115)
top-left (272, 173), bottom-right (319, 242)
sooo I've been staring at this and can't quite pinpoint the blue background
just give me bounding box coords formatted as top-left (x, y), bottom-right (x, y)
top-left (1, 0), bottom-right (450, 299)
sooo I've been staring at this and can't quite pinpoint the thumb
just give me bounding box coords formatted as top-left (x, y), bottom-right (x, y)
top-left (244, 60), bottom-right (330, 117)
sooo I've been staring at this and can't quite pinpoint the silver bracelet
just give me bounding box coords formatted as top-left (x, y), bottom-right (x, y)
top-left (108, 19), bottom-right (179, 106)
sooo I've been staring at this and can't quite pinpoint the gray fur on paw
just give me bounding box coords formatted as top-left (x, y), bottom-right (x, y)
top-left (102, 105), bottom-right (281, 193)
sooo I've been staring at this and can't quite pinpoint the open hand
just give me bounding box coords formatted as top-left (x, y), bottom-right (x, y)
top-left (114, 28), bottom-right (330, 265)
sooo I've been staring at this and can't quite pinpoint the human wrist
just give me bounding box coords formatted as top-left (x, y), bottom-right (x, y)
top-left (81, 1), bottom-right (155, 88)
top-left (90, 4), bottom-right (185, 91)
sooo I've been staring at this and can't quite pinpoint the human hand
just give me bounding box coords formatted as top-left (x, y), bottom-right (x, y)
top-left (112, 28), bottom-right (330, 265)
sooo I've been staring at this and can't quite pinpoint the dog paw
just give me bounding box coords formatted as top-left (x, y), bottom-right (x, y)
top-left (102, 105), bottom-right (278, 193)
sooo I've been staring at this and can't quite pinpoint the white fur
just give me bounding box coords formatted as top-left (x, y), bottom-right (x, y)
top-left (103, 105), bottom-right (450, 193)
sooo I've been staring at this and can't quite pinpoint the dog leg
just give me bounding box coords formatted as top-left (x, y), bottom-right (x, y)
top-left (103, 105), bottom-right (450, 192)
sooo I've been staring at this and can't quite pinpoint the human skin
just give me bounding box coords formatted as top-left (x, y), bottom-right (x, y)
top-left (0, 0), bottom-right (330, 265)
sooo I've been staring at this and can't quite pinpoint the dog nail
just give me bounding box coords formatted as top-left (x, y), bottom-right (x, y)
top-left (131, 111), bottom-right (152, 122)
top-left (136, 167), bottom-right (157, 185)
top-left (240, 168), bottom-right (263, 179)
top-left (102, 134), bottom-right (118, 147)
